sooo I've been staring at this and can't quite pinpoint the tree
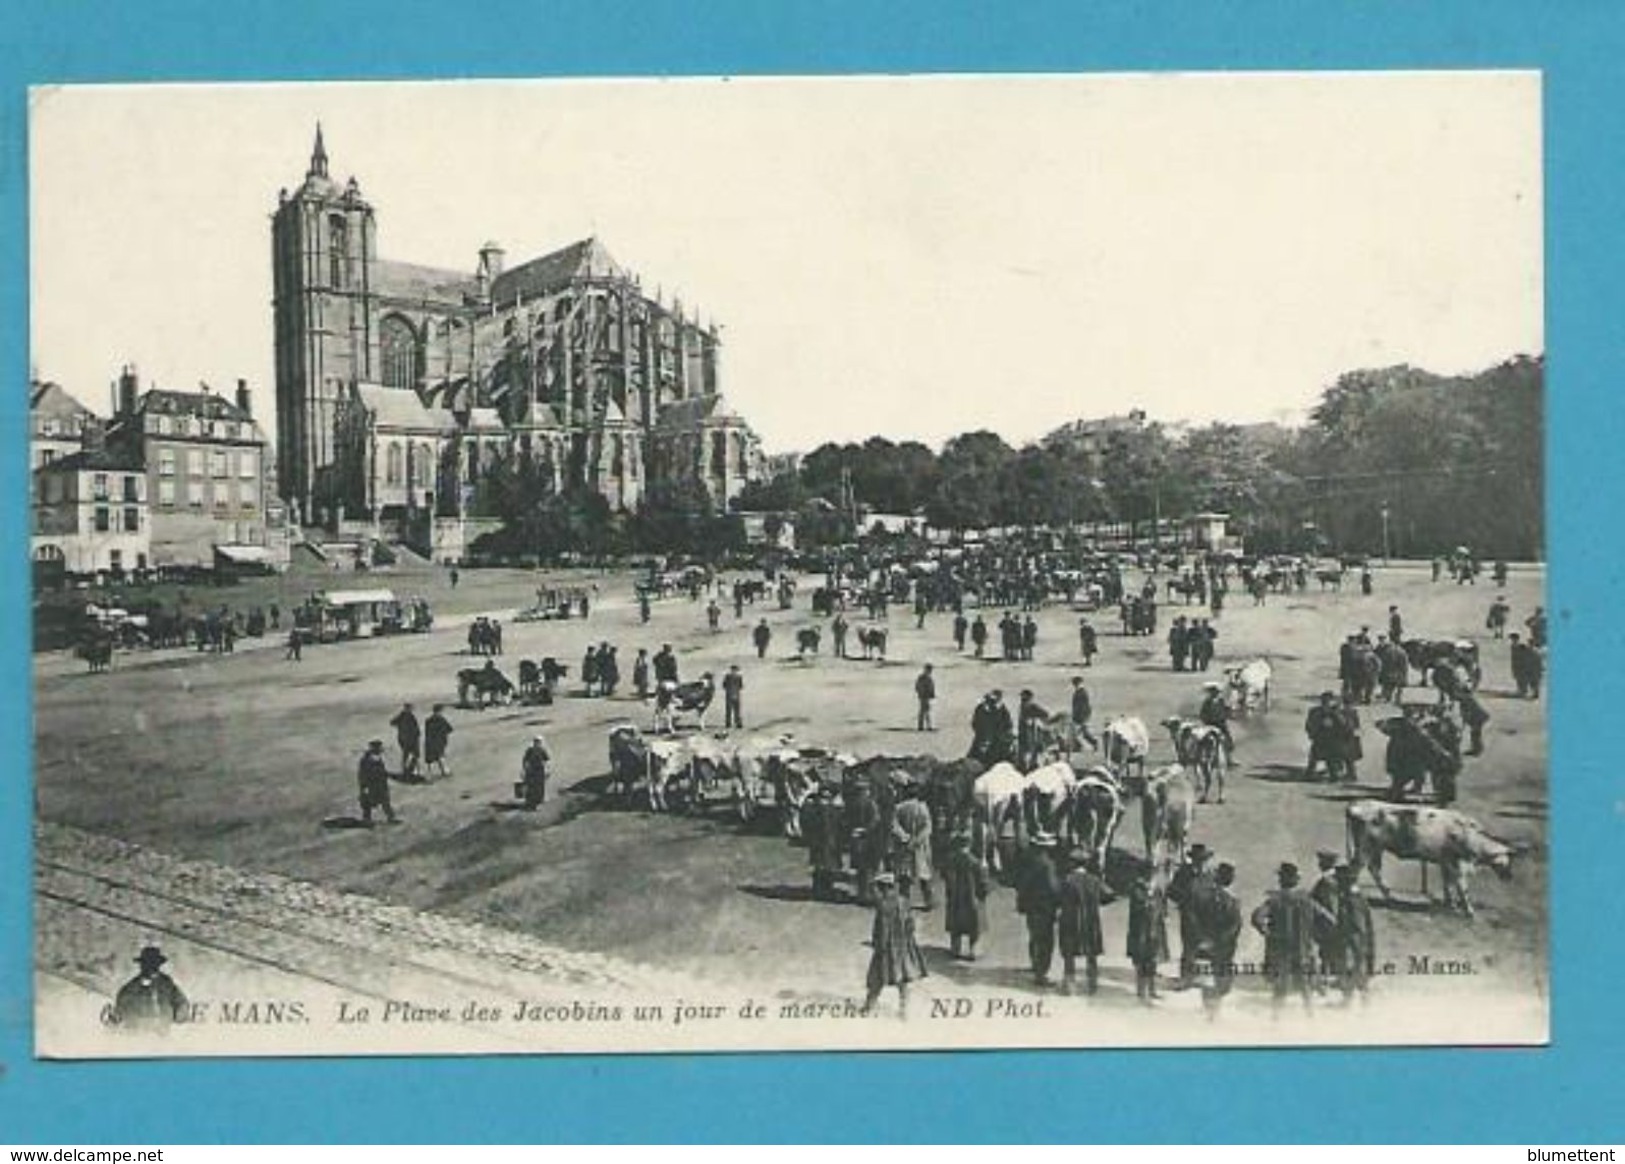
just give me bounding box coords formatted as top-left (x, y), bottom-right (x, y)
top-left (928, 431), bottom-right (1015, 530)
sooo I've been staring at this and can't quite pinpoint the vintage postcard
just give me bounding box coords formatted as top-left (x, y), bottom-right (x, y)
top-left (29, 73), bottom-right (1545, 1058)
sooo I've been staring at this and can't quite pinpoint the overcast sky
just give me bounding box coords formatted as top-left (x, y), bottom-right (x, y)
top-left (30, 73), bottom-right (1541, 453)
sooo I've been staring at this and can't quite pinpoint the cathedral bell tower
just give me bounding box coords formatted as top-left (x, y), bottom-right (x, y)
top-left (271, 124), bottom-right (378, 522)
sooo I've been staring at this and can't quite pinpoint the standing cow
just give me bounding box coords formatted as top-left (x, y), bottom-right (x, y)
top-left (1344, 799), bottom-right (1520, 917)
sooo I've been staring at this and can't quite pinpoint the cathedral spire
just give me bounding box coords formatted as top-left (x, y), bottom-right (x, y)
top-left (308, 123), bottom-right (329, 179)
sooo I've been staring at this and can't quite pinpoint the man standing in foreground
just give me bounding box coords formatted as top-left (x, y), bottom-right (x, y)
top-left (1058, 849), bottom-right (1112, 996)
top-left (390, 702), bottom-right (421, 779)
top-left (915, 663), bottom-right (936, 732)
top-left (423, 704), bottom-right (453, 779)
top-left (520, 735), bottom-right (551, 811)
top-left (723, 664), bottom-right (745, 730)
top-left (1252, 862), bottom-right (1322, 1015)
top-left (1016, 833), bottom-right (1062, 986)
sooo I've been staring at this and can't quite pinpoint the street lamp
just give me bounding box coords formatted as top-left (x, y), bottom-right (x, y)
top-left (1380, 502), bottom-right (1391, 564)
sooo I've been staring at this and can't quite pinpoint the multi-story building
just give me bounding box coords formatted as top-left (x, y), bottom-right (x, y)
top-left (32, 436), bottom-right (150, 577)
top-left (104, 367), bottom-right (274, 568)
top-left (29, 380), bottom-right (96, 474)
top-left (271, 127), bottom-right (764, 548)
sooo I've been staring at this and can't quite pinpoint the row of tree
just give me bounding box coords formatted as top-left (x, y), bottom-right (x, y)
top-left (738, 356), bottom-right (1544, 559)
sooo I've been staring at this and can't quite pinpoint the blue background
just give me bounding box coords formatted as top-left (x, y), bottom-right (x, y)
top-left (2, 0), bottom-right (1620, 1143)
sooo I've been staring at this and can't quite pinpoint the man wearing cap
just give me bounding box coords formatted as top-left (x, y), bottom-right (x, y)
top-left (969, 690), bottom-right (1013, 766)
top-left (970, 613), bottom-right (988, 659)
top-left (1310, 849), bottom-right (1343, 991)
top-left (1251, 862), bottom-right (1324, 1013)
top-left (357, 739), bottom-right (397, 826)
top-left (112, 946), bottom-right (190, 1032)
top-left (520, 735), bottom-right (551, 811)
top-left (1059, 849), bottom-right (1113, 995)
top-left (942, 830), bottom-right (989, 960)
top-left (1334, 862), bottom-right (1376, 1003)
top-left (1388, 606), bottom-right (1404, 645)
top-left (1016, 832), bottom-right (1063, 986)
top-left (423, 704), bottom-right (453, 780)
top-left (1069, 676), bottom-right (1098, 751)
top-left (890, 784), bottom-right (935, 909)
top-left (723, 664), bottom-right (745, 730)
top-left (390, 702), bottom-right (421, 779)
top-left (1169, 843), bottom-right (1217, 988)
top-left (862, 871), bottom-right (928, 1018)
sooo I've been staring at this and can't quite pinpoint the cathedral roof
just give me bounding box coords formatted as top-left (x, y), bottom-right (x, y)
top-left (490, 237), bottom-right (628, 305)
top-left (655, 394), bottom-right (746, 430)
top-left (373, 259), bottom-right (481, 307)
top-left (354, 382), bottom-right (456, 433)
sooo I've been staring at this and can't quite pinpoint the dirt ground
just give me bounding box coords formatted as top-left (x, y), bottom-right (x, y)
top-left (34, 559), bottom-right (1548, 1030)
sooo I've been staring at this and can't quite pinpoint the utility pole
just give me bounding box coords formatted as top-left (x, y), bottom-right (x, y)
top-left (1380, 502), bottom-right (1392, 564)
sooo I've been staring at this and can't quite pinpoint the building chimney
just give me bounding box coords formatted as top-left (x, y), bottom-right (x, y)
top-left (236, 378), bottom-right (252, 417)
top-left (117, 364), bottom-right (138, 417)
top-left (82, 416), bottom-right (105, 455)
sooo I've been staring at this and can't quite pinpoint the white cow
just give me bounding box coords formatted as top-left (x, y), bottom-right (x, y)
top-left (1162, 716), bottom-right (1228, 804)
top-left (1122, 763), bottom-right (1198, 867)
top-left (1066, 766), bottom-right (1124, 869)
top-left (1100, 715), bottom-right (1151, 781)
top-left (1226, 658), bottom-right (1273, 716)
top-left (970, 761), bottom-right (1038, 873)
top-left (1345, 800), bottom-right (1520, 917)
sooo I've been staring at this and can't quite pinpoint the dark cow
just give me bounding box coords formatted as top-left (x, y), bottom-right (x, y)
top-left (796, 626), bottom-right (821, 661)
top-left (457, 666), bottom-right (515, 709)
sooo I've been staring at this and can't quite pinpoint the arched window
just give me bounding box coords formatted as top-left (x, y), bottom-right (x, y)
top-left (416, 442), bottom-right (435, 488)
top-left (380, 315), bottom-right (419, 390)
top-left (385, 443), bottom-right (403, 486)
top-left (329, 216), bottom-right (348, 288)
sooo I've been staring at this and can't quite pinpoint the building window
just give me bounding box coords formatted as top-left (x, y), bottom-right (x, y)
top-left (94, 506), bottom-right (110, 532)
top-left (329, 216), bottom-right (348, 287)
top-left (380, 316), bottom-right (419, 390)
top-left (215, 486), bottom-right (230, 509)
top-left (386, 444), bottom-right (403, 486)
top-left (187, 480), bottom-right (203, 507)
top-left (92, 473), bottom-right (109, 500)
top-left (109, 549), bottom-right (122, 573)
top-left (44, 475), bottom-right (62, 504)
top-left (123, 507), bottom-right (139, 532)
top-left (40, 419), bottom-right (56, 436)
top-left (175, 416), bottom-right (190, 437)
top-left (211, 450), bottom-right (228, 478)
top-left (157, 415), bottom-right (171, 436)
top-left (123, 475), bottom-right (140, 502)
top-left (187, 449), bottom-right (204, 476)
top-left (158, 449), bottom-right (176, 476)
top-left (158, 480), bottom-right (175, 507)
top-left (239, 451), bottom-right (257, 479)
top-left (40, 449), bottom-right (55, 467)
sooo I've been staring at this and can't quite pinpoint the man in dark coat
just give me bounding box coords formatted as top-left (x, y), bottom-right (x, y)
top-left (832, 613), bottom-right (849, 659)
top-left (1510, 633), bottom-right (1543, 699)
top-left (969, 690), bottom-right (1014, 765)
top-left (1021, 615), bottom-right (1038, 661)
top-left (1127, 868), bottom-right (1168, 1003)
top-left (1069, 676), bottom-right (1098, 751)
top-left (423, 704), bottom-right (453, 779)
top-left (805, 787), bottom-right (846, 901)
top-left (941, 831), bottom-right (989, 960)
top-left (653, 644), bottom-right (679, 685)
top-left (1201, 862), bottom-right (1243, 1018)
top-left (851, 786), bottom-right (884, 906)
top-left (1334, 862), bottom-right (1376, 1003)
top-left (1251, 862), bottom-right (1323, 1013)
top-left (1304, 692), bottom-right (1344, 782)
top-left (915, 664), bottom-right (936, 732)
top-left (1078, 618), bottom-right (1098, 666)
top-left (1016, 689), bottom-right (1053, 771)
top-left (520, 735), bottom-right (551, 810)
top-left (1169, 843), bottom-right (1216, 987)
top-left (970, 614), bottom-right (989, 658)
top-left (112, 946), bottom-right (190, 1032)
top-left (1388, 606), bottom-right (1404, 644)
top-left (1016, 834), bottom-right (1062, 985)
top-left (861, 872), bottom-right (928, 1018)
top-left (357, 739), bottom-right (397, 825)
top-left (891, 786), bottom-right (935, 909)
top-left (1458, 687), bottom-right (1490, 755)
top-left (633, 649), bottom-right (652, 700)
top-left (722, 664), bottom-right (745, 730)
top-left (952, 612), bottom-right (968, 652)
top-left (752, 618), bottom-right (772, 660)
top-left (1376, 635), bottom-right (1409, 702)
top-left (388, 705), bottom-right (419, 777)
top-left (1058, 849), bottom-right (1113, 995)
top-left (1526, 607), bottom-right (1547, 649)
top-left (1381, 710), bottom-right (1448, 802)
top-left (1309, 849), bottom-right (1342, 991)
top-left (1169, 616), bottom-right (1190, 672)
top-left (1199, 681), bottom-right (1235, 762)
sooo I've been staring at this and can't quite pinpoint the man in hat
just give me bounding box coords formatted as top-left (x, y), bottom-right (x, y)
top-left (520, 735), bottom-right (551, 811)
top-left (890, 783), bottom-right (935, 909)
top-left (723, 664), bottom-right (745, 730)
top-left (390, 702), bottom-right (421, 779)
top-left (1510, 633), bottom-right (1544, 700)
top-left (752, 617), bottom-right (772, 660)
top-left (1169, 615), bottom-right (1190, 672)
top-left (423, 704), bottom-right (453, 779)
top-left (1016, 831), bottom-right (1063, 985)
top-left (1059, 849), bottom-right (1113, 995)
top-left (357, 739), bottom-right (397, 825)
top-left (653, 643), bottom-right (679, 686)
top-left (850, 782), bottom-right (884, 907)
top-left (1309, 849), bottom-right (1343, 991)
top-left (1078, 618), bottom-right (1098, 666)
top-left (915, 663), bottom-right (936, 732)
top-left (952, 611), bottom-right (969, 653)
top-left (1457, 684), bottom-right (1491, 756)
top-left (969, 690), bottom-right (1011, 765)
top-left (1017, 689), bottom-right (1053, 771)
top-left (1251, 862), bottom-right (1324, 1013)
top-left (862, 871), bottom-right (928, 1018)
top-left (1199, 680), bottom-right (1235, 763)
top-left (805, 785), bottom-right (846, 901)
top-left (1170, 843), bottom-right (1217, 987)
top-left (1127, 866), bottom-right (1168, 1004)
top-left (1202, 862), bottom-right (1243, 1019)
top-left (1486, 595), bottom-right (1511, 639)
top-left (1303, 691), bottom-right (1343, 782)
top-left (112, 946), bottom-right (190, 1032)
top-left (1334, 862), bottom-right (1376, 1003)
top-left (941, 829), bottom-right (989, 960)
top-left (1388, 605), bottom-right (1404, 645)
top-left (970, 613), bottom-right (989, 659)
